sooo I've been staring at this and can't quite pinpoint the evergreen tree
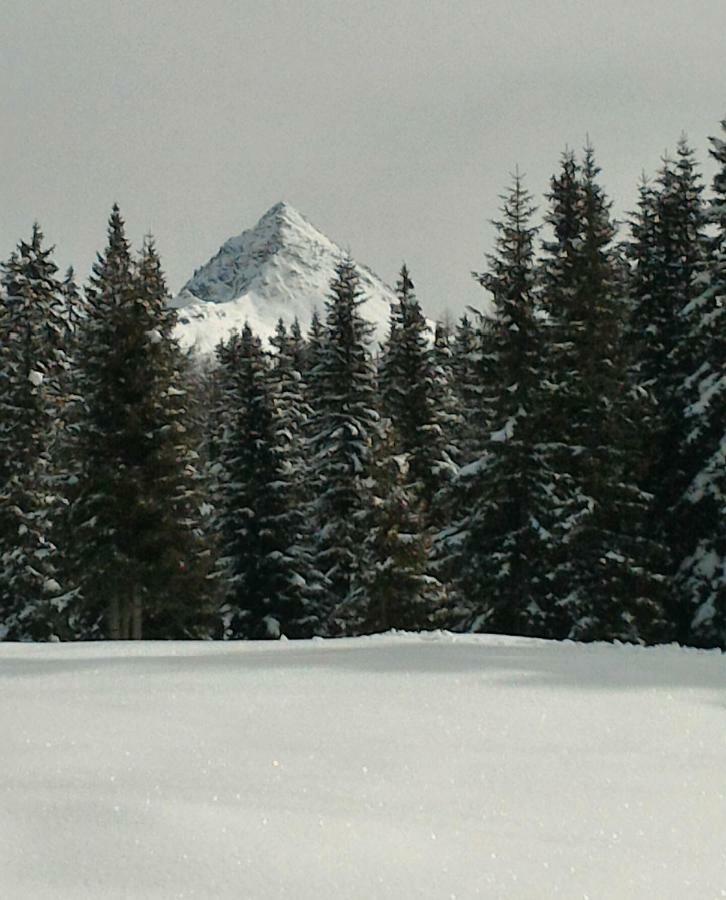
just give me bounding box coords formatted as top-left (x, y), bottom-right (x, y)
top-left (269, 317), bottom-right (323, 633)
top-left (51, 265), bottom-right (92, 624)
top-left (380, 264), bottom-right (453, 510)
top-left (269, 318), bottom-right (310, 465)
top-left (345, 427), bottom-right (442, 634)
top-left (429, 308), bottom-right (497, 615)
top-left (678, 121), bottom-right (726, 647)
top-left (71, 211), bottom-right (211, 639)
top-left (213, 324), bottom-right (315, 638)
top-left (627, 139), bottom-right (709, 638)
top-left (308, 258), bottom-right (381, 629)
top-left (0, 226), bottom-right (72, 639)
top-left (430, 320), bottom-right (463, 469)
top-left (449, 314), bottom-right (480, 465)
top-left (452, 176), bottom-right (557, 635)
top-left (542, 149), bottom-right (669, 642)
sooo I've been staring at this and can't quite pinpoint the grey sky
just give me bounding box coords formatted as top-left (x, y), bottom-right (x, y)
top-left (2, 0), bottom-right (725, 319)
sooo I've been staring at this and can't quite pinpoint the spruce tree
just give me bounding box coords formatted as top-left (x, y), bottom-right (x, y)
top-left (380, 264), bottom-right (453, 511)
top-left (213, 324), bottom-right (314, 638)
top-left (453, 175), bottom-right (557, 635)
top-left (542, 149), bottom-right (669, 642)
top-left (347, 427), bottom-right (442, 634)
top-left (308, 258), bottom-right (381, 629)
top-left (71, 211), bottom-right (211, 639)
top-left (430, 320), bottom-right (463, 474)
top-left (449, 314), bottom-right (480, 465)
top-left (0, 226), bottom-right (71, 639)
top-left (269, 318), bottom-right (323, 633)
top-left (429, 308), bottom-right (498, 618)
top-left (627, 139), bottom-right (709, 638)
top-left (678, 121), bottom-right (726, 647)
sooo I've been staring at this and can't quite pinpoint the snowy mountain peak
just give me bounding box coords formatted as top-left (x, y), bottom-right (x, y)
top-left (172, 202), bottom-right (396, 354)
top-left (258, 200), bottom-right (307, 228)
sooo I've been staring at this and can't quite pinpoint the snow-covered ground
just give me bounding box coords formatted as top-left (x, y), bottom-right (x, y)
top-left (1, 633), bottom-right (724, 899)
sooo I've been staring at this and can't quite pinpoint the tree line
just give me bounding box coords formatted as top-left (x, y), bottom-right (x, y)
top-left (0, 123), bottom-right (723, 647)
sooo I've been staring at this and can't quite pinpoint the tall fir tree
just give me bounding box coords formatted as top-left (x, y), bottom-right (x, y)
top-left (0, 226), bottom-right (72, 639)
top-left (380, 264), bottom-right (454, 511)
top-left (212, 324), bottom-right (315, 638)
top-left (451, 175), bottom-right (557, 635)
top-left (541, 149), bottom-right (670, 642)
top-left (269, 317), bottom-right (323, 633)
top-left (627, 138), bottom-right (709, 638)
top-left (71, 211), bottom-right (211, 639)
top-left (429, 308), bottom-right (498, 616)
top-left (348, 426), bottom-right (443, 634)
top-left (449, 313), bottom-right (481, 465)
top-left (430, 320), bottom-right (463, 474)
top-left (308, 258), bottom-right (381, 630)
top-left (677, 121), bottom-right (726, 647)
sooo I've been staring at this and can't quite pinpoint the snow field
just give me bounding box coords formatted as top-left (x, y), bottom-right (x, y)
top-left (0, 633), bottom-right (724, 899)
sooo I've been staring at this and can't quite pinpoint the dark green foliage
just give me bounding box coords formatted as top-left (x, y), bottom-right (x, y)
top-left (308, 258), bottom-right (381, 627)
top-left (71, 210), bottom-right (211, 639)
top-left (380, 264), bottom-right (454, 510)
top-left (449, 314), bottom-right (481, 465)
top-left (677, 122), bottom-right (726, 646)
top-left (542, 149), bottom-right (670, 643)
top-left (343, 427), bottom-right (443, 635)
top-left (627, 139), bottom-right (709, 638)
top-left (429, 321), bottom-right (463, 479)
top-left (451, 176), bottom-right (558, 635)
top-left (213, 324), bottom-right (315, 638)
top-left (0, 227), bottom-right (71, 639)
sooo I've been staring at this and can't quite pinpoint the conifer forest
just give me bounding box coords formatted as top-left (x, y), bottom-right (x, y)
top-left (1, 125), bottom-right (724, 649)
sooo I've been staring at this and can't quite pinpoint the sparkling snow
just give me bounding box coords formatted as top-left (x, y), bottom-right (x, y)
top-left (0, 633), bottom-right (724, 899)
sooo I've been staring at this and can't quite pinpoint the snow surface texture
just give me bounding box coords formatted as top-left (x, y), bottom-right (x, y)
top-left (172, 202), bottom-right (396, 354)
top-left (1, 634), bottom-right (724, 899)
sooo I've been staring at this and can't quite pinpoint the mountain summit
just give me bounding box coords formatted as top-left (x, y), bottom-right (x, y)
top-left (172, 202), bottom-right (396, 354)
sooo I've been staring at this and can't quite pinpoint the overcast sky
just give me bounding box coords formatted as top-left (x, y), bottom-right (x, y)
top-left (2, 0), bottom-right (725, 318)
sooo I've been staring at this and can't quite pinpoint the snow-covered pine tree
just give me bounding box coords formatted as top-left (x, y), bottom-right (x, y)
top-left (59, 266), bottom-right (87, 334)
top-left (348, 425), bottom-right (443, 634)
top-left (627, 138), bottom-right (709, 638)
top-left (449, 313), bottom-right (480, 466)
top-left (541, 148), bottom-right (670, 643)
top-left (269, 317), bottom-right (322, 634)
top-left (55, 265), bottom-right (87, 423)
top-left (302, 309), bottom-right (325, 404)
top-left (50, 265), bottom-right (93, 631)
top-left (308, 257), bottom-right (381, 631)
top-left (213, 324), bottom-right (313, 639)
top-left (71, 212), bottom-right (211, 639)
top-left (678, 120), bottom-right (726, 647)
top-left (452, 175), bottom-right (557, 635)
top-left (131, 238), bottom-right (213, 638)
top-left (0, 226), bottom-right (72, 639)
top-left (380, 264), bottom-right (453, 511)
top-left (269, 317), bottom-right (310, 462)
top-left (429, 305), bottom-right (500, 623)
top-left (430, 320), bottom-right (463, 472)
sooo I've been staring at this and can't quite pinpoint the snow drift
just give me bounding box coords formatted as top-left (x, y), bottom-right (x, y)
top-left (1, 633), bottom-right (724, 898)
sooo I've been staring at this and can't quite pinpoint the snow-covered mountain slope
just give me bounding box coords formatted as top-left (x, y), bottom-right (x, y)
top-left (1, 633), bottom-right (724, 899)
top-left (172, 202), bottom-right (396, 354)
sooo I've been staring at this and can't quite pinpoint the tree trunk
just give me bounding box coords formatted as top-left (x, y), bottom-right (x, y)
top-left (108, 596), bottom-right (121, 640)
top-left (131, 589), bottom-right (143, 640)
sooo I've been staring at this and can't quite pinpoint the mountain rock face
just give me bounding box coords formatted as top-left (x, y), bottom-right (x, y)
top-left (171, 202), bottom-right (396, 354)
